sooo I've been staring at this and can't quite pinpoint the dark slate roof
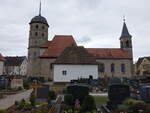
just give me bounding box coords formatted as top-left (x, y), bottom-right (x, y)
top-left (4, 56), bottom-right (26, 66)
top-left (0, 53), bottom-right (5, 61)
top-left (120, 22), bottom-right (132, 39)
top-left (30, 15), bottom-right (49, 26)
top-left (54, 46), bottom-right (98, 64)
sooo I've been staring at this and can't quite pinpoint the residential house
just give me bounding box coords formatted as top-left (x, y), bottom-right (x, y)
top-left (0, 53), bottom-right (5, 75)
top-left (135, 57), bottom-right (150, 76)
top-left (4, 56), bottom-right (28, 76)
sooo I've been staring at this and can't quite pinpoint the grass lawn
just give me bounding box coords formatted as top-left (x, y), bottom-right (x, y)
top-left (51, 84), bottom-right (67, 87)
top-left (93, 96), bottom-right (108, 106)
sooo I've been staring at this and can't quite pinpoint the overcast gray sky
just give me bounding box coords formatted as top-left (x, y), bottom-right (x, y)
top-left (0, 0), bottom-right (150, 61)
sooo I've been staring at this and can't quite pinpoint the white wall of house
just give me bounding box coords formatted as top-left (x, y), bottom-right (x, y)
top-left (53, 64), bottom-right (98, 82)
top-left (20, 59), bottom-right (28, 76)
top-left (10, 78), bottom-right (23, 89)
top-left (0, 61), bottom-right (4, 75)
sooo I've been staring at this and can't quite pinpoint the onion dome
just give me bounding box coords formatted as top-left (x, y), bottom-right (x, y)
top-left (30, 15), bottom-right (49, 26)
top-left (29, 2), bottom-right (49, 26)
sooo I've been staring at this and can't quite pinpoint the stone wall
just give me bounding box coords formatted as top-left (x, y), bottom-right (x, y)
top-left (96, 59), bottom-right (132, 78)
top-left (40, 58), bottom-right (56, 80)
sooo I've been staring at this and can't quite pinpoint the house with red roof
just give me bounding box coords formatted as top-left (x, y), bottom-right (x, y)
top-left (27, 11), bottom-right (133, 81)
top-left (0, 53), bottom-right (5, 75)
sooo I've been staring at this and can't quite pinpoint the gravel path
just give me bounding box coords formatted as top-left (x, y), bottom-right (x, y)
top-left (0, 89), bottom-right (33, 109)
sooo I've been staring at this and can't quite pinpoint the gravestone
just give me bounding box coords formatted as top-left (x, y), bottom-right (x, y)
top-left (139, 84), bottom-right (150, 102)
top-left (67, 84), bottom-right (89, 103)
top-left (36, 85), bottom-right (49, 104)
top-left (107, 84), bottom-right (130, 109)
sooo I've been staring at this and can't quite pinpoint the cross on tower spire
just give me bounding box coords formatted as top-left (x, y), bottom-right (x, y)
top-left (123, 15), bottom-right (126, 22)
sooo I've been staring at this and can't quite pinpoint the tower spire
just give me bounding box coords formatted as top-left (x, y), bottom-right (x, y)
top-left (39, 0), bottom-right (41, 16)
top-left (120, 17), bottom-right (132, 38)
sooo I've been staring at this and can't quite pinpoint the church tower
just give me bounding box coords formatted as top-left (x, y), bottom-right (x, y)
top-left (28, 3), bottom-right (49, 77)
top-left (120, 19), bottom-right (133, 57)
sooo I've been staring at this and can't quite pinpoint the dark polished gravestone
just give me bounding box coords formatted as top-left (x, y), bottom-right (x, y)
top-left (107, 84), bottom-right (130, 109)
top-left (36, 85), bottom-right (49, 104)
top-left (66, 84), bottom-right (89, 103)
top-left (139, 84), bottom-right (150, 102)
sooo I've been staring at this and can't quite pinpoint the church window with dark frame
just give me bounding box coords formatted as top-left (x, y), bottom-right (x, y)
top-left (98, 63), bottom-right (105, 73)
top-left (111, 63), bottom-right (115, 73)
top-left (35, 25), bottom-right (39, 29)
top-left (62, 70), bottom-right (67, 76)
top-left (126, 40), bottom-right (130, 47)
top-left (35, 32), bottom-right (38, 36)
top-left (121, 63), bottom-right (126, 74)
top-left (42, 26), bottom-right (45, 29)
top-left (42, 33), bottom-right (44, 37)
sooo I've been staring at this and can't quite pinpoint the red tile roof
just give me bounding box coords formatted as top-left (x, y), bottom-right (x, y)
top-left (0, 53), bottom-right (5, 61)
top-left (86, 48), bottom-right (132, 59)
top-left (41, 35), bottom-right (77, 57)
top-left (40, 35), bottom-right (132, 59)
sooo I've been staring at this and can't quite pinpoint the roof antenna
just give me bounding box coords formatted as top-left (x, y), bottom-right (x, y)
top-left (123, 15), bottom-right (126, 22)
top-left (39, 0), bottom-right (41, 16)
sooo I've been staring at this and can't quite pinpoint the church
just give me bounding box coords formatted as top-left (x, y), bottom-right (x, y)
top-left (27, 8), bottom-right (133, 82)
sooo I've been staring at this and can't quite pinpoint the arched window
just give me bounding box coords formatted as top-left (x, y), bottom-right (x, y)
top-left (121, 63), bottom-right (126, 73)
top-left (126, 40), bottom-right (130, 47)
top-left (111, 63), bottom-right (115, 73)
top-left (42, 26), bottom-right (45, 29)
top-left (99, 63), bottom-right (105, 73)
top-left (35, 32), bottom-right (38, 36)
top-left (36, 25), bottom-right (39, 29)
top-left (42, 33), bottom-right (44, 37)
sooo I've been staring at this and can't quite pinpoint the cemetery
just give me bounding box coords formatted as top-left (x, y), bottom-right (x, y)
top-left (1, 76), bottom-right (150, 113)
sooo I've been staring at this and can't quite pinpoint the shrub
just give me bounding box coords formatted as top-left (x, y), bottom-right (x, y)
top-left (48, 90), bottom-right (56, 100)
top-left (0, 110), bottom-right (8, 113)
top-left (118, 98), bottom-right (145, 112)
top-left (17, 87), bottom-right (22, 91)
top-left (64, 94), bottom-right (74, 106)
top-left (30, 91), bottom-right (36, 106)
top-left (99, 79), bottom-right (108, 88)
top-left (24, 102), bottom-right (32, 110)
top-left (82, 95), bottom-right (96, 112)
top-left (23, 80), bottom-right (29, 89)
top-left (19, 99), bottom-right (26, 109)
